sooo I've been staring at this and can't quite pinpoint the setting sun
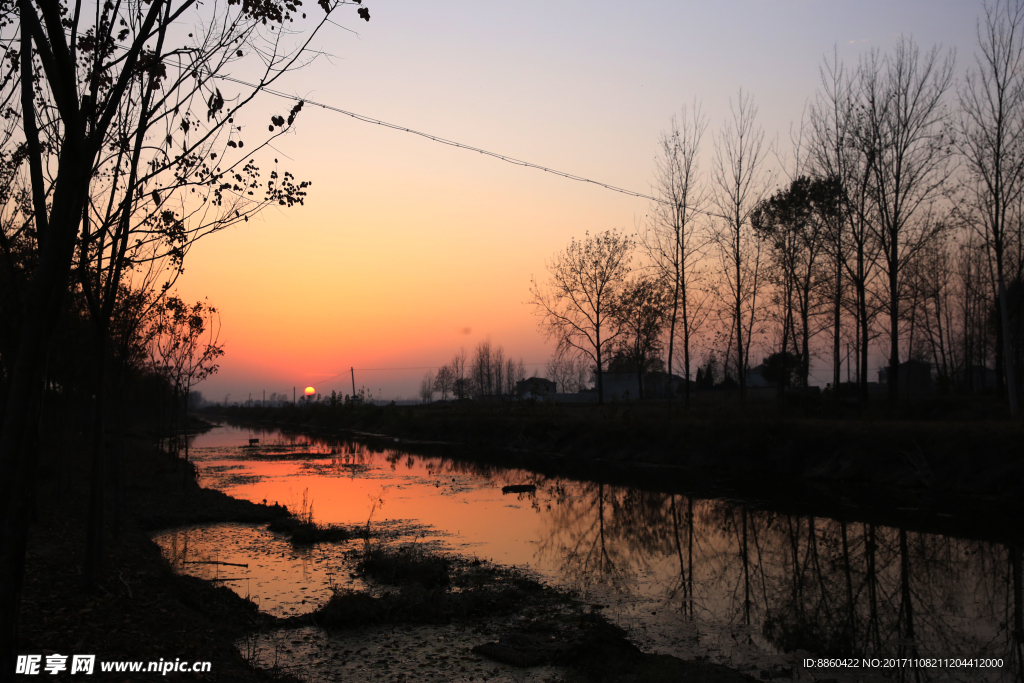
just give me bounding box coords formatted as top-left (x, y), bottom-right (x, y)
top-left (304, 387), bottom-right (316, 396)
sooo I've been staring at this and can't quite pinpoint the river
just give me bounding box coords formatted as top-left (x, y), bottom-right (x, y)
top-left (152, 421), bottom-right (1021, 682)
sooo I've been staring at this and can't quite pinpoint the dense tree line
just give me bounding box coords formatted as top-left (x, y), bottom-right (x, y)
top-left (533, 1), bottom-right (1024, 412)
top-left (419, 341), bottom-right (528, 403)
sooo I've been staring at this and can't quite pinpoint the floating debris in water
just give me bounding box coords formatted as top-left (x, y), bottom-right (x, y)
top-left (502, 484), bottom-right (536, 494)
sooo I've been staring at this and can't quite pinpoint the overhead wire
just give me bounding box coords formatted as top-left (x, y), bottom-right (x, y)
top-left (213, 74), bottom-right (729, 221)
top-left (204, 77), bottom-right (729, 389)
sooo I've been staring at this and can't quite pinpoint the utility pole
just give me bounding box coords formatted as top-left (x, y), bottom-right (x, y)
top-left (351, 367), bottom-right (356, 398)
top-left (263, 389), bottom-right (265, 407)
top-left (293, 386), bottom-right (296, 404)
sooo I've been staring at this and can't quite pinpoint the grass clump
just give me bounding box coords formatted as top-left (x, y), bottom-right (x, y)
top-left (311, 547), bottom-right (558, 628)
top-left (266, 488), bottom-right (355, 545)
top-left (266, 516), bottom-right (353, 545)
top-left (357, 545), bottom-right (450, 588)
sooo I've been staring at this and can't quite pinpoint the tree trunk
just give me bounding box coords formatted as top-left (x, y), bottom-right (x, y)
top-left (889, 255), bottom-right (900, 403)
top-left (998, 266), bottom-right (1019, 418)
top-left (0, 119), bottom-right (87, 683)
top-left (84, 333), bottom-right (108, 585)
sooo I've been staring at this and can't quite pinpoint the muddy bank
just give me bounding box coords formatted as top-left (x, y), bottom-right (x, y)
top-left (212, 402), bottom-right (1024, 546)
top-left (20, 434), bottom-right (297, 681)
top-left (264, 543), bottom-right (760, 683)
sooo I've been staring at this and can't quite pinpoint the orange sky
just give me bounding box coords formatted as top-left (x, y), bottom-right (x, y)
top-left (172, 0), bottom-right (982, 401)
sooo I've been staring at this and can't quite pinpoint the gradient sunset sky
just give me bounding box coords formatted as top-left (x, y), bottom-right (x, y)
top-left (173, 0), bottom-right (981, 402)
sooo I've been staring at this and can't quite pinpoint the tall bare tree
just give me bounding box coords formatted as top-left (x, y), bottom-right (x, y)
top-left (472, 339), bottom-right (494, 398)
top-left (711, 91), bottom-right (774, 400)
top-left (808, 50), bottom-right (875, 401)
top-left (547, 349), bottom-right (590, 393)
top-left (856, 39), bottom-right (956, 402)
top-left (958, 0), bottom-right (1024, 417)
top-left (530, 230), bottom-right (634, 403)
top-left (644, 102), bottom-right (711, 409)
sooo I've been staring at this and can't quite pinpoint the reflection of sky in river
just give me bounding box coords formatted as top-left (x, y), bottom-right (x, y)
top-left (159, 422), bottom-right (1020, 682)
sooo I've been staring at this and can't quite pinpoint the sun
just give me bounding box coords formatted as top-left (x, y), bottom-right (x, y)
top-left (304, 386), bottom-right (315, 396)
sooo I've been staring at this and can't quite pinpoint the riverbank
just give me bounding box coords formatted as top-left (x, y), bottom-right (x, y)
top-left (213, 400), bottom-right (1024, 546)
top-left (19, 434), bottom-right (296, 681)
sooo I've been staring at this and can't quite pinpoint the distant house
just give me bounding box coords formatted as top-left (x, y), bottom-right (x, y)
top-left (516, 377), bottom-right (556, 400)
top-left (589, 370), bottom-right (688, 400)
top-left (878, 360), bottom-right (932, 397)
top-left (645, 371), bottom-right (687, 398)
top-left (965, 365), bottom-right (998, 391)
top-left (594, 371), bottom-right (638, 401)
top-left (746, 364), bottom-right (772, 388)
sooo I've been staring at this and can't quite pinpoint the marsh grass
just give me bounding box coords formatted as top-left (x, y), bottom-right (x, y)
top-left (266, 489), bottom-right (356, 545)
top-left (357, 544), bottom-right (450, 588)
top-left (313, 547), bottom-right (561, 628)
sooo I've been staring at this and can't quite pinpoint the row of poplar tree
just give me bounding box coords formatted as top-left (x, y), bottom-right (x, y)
top-left (533, 8), bottom-right (1024, 413)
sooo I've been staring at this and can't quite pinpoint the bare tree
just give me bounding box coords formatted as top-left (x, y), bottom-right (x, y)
top-left (809, 51), bottom-right (883, 405)
top-left (957, 0), bottom-right (1024, 416)
top-left (711, 91), bottom-right (774, 400)
top-left (472, 341), bottom-right (487, 398)
top-left (530, 230), bottom-right (634, 403)
top-left (433, 365), bottom-right (454, 401)
top-left (856, 39), bottom-right (956, 401)
top-left (611, 273), bottom-right (672, 399)
top-left (492, 345), bottom-right (506, 397)
top-left (419, 370), bottom-right (435, 404)
top-left (643, 102), bottom-right (711, 409)
top-left (905, 236), bottom-right (962, 387)
top-left (149, 296), bottom-right (223, 463)
top-left (547, 349), bottom-right (583, 393)
top-left (504, 358), bottom-right (524, 396)
top-left (450, 347), bottom-right (469, 399)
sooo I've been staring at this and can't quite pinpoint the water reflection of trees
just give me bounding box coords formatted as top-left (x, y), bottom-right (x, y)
top-left (212, 425), bottom-right (1020, 681)
top-left (529, 481), bottom-right (1021, 681)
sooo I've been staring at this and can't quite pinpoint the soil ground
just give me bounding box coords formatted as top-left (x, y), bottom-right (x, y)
top-left (19, 432), bottom-right (295, 682)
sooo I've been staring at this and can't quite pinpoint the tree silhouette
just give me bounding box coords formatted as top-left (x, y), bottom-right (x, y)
top-left (644, 102), bottom-right (711, 410)
top-left (711, 91), bottom-right (773, 401)
top-left (610, 273), bottom-right (671, 399)
top-left (149, 296), bottom-right (223, 462)
top-left (855, 39), bottom-right (955, 402)
top-left (752, 175), bottom-right (839, 393)
top-left (957, 0), bottom-right (1024, 416)
top-left (433, 365), bottom-right (454, 401)
top-left (530, 230), bottom-right (634, 404)
top-left (0, 0), bottom-right (370, 657)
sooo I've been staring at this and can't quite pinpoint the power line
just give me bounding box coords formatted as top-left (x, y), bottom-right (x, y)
top-left (215, 74), bottom-right (727, 219)
top-left (99, 36), bottom-right (728, 216)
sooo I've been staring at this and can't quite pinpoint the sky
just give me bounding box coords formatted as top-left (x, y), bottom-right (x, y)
top-left (171, 0), bottom-right (984, 403)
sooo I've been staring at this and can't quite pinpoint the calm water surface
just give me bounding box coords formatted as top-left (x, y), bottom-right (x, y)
top-left (153, 422), bottom-right (1023, 682)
